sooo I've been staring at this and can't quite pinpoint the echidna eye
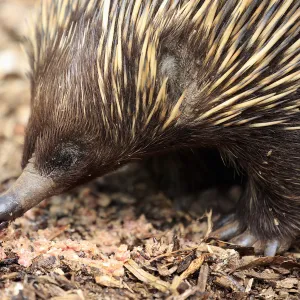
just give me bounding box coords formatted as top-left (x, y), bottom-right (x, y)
top-left (48, 144), bottom-right (80, 171)
top-left (53, 149), bottom-right (75, 169)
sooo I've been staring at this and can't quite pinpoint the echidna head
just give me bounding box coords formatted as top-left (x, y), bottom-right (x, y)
top-left (0, 51), bottom-right (129, 225)
top-left (21, 72), bottom-right (123, 190)
top-left (21, 16), bottom-right (123, 189)
top-left (19, 0), bottom-right (187, 188)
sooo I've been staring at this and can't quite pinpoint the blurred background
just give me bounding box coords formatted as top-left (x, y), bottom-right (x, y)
top-left (0, 0), bottom-right (36, 184)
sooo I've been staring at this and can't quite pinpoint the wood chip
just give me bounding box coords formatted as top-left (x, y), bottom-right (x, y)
top-left (171, 255), bottom-right (205, 292)
top-left (0, 272), bottom-right (20, 281)
top-left (245, 278), bottom-right (254, 293)
top-left (214, 275), bottom-right (245, 292)
top-left (244, 270), bottom-right (280, 281)
top-left (177, 254), bottom-right (194, 274)
top-left (51, 290), bottom-right (85, 300)
top-left (276, 278), bottom-right (299, 289)
top-left (157, 264), bottom-right (178, 276)
top-left (95, 275), bottom-right (123, 288)
top-left (180, 255), bottom-right (205, 281)
top-left (124, 259), bottom-right (171, 293)
top-left (149, 247), bottom-right (197, 263)
top-left (198, 263), bottom-right (209, 292)
top-left (235, 256), bottom-right (300, 271)
top-left (204, 210), bottom-right (213, 239)
top-left (171, 286), bottom-right (201, 300)
top-left (260, 286), bottom-right (276, 298)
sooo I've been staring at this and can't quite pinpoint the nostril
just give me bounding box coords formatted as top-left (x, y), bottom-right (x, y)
top-left (0, 221), bottom-right (9, 230)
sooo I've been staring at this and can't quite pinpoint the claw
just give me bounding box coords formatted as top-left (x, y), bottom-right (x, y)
top-left (229, 230), bottom-right (258, 247)
top-left (264, 240), bottom-right (279, 257)
top-left (210, 215), bottom-right (292, 256)
top-left (213, 213), bottom-right (236, 230)
top-left (209, 220), bottom-right (243, 240)
top-left (264, 239), bottom-right (291, 256)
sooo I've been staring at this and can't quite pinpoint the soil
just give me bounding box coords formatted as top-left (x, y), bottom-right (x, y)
top-left (0, 1), bottom-right (299, 299)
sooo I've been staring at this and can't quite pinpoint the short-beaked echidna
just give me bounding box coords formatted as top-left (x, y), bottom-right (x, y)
top-left (0, 0), bottom-right (299, 256)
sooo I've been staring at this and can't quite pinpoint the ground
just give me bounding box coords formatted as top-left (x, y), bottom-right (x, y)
top-left (0, 1), bottom-right (299, 299)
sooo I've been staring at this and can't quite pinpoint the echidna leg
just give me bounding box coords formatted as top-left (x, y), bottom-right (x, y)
top-left (210, 129), bottom-right (300, 255)
top-left (211, 174), bottom-right (296, 256)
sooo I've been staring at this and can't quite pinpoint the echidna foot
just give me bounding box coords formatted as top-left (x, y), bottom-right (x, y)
top-left (212, 213), bottom-right (236, 230)
top-left (210, 221), bottom-right (291, 256)
top-left (210, 218), bottom-right (243, 240)
top-left (230, 230), bottom-right (291, 256)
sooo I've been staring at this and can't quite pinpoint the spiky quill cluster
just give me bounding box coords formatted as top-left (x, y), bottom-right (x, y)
top-left (26, 0), bottom-right (186, 148)
top-left (26, 0), bottom-right (300, 133)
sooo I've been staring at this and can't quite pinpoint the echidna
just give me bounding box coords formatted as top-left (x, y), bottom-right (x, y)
top-left (0, 0), bottom-right (299, 256)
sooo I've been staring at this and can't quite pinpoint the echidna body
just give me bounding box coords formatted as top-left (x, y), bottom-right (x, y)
top-left (0, 0), bottom-right (299, 255)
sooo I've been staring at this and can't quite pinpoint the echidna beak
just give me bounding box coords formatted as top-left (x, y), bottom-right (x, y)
top-left (0, 161), bottom-right (55, 228)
